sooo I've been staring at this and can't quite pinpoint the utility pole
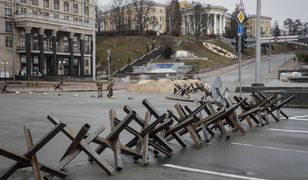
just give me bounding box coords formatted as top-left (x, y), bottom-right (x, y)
top-left (92, 0), bottom-right (98, 81)
top-left (255, 0), bottom-right (261, 83)
top-left (238, 37), bottom-right (242, 96)
top-left (268, 38), bottom-right (272, 73)
top-left (284, 39), bottom-right (287, 64)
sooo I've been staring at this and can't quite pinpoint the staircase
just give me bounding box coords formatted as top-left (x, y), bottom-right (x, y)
top-left (115, 46), bottom-right (164, 77)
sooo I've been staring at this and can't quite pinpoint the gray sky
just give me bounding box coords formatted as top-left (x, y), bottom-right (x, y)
top-left (99, 0), bottom-right (308, 28)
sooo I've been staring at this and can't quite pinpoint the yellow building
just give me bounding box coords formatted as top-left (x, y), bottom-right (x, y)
top-left (225, 14), bottom-right (272, 38)
top-left (102, 2), bottom-right (167, 34)
top-left (246, 15), bottom-right (272, 37)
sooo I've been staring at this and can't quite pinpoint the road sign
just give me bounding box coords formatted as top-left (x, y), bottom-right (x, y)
top-left (238, 25), bottom-right (245, 36)
top-left (237, 11), bottom-right (246, 24)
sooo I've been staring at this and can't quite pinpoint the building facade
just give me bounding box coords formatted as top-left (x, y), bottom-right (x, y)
top-left (102, 2), bottom-right (167, 34)
top-left (0, 0), bottom-right (96, 80)
top-left (225, 14), bottom-right (272, 38)
top-left (246, 15), bottom-right (272, 38)
top-left (180, 1), bottom-right (228, 36)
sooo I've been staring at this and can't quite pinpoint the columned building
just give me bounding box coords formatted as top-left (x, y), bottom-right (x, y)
top-left (180, 2), bottom-right (228, 36)
top-left (0, 0), bottom-right (95, 80)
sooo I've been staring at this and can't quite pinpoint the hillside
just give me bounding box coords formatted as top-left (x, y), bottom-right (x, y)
top-left (96, 35), bottom-right (299, 74)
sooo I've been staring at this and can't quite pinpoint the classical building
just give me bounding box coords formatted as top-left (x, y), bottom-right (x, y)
top-left (102, 1), bottom-right (167, 34)
top-left (225, 14), bottom-right (272, 38)
top-left (0, 0), bottom-right (96, 80)
top-left (180, 1), bottom-right (228, 35)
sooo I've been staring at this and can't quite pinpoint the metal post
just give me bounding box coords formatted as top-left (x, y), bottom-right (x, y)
top-left (107, 49), bottom-right (111, 84)
top-left (255, 0), bottom-right (261, 83)
top-left (284, 39), bottom-right (287, 64)
top-left (238, 37), bottom-right (242, 97)
top-left (92, 0), bottom-right (97, 81)
top-left (269, 39), bottom-right (272, 73)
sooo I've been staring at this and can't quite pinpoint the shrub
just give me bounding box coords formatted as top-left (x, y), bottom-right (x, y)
top-left (296, 52), bottom-right (308, 63)
top-left (163, 46), bottom-right (173, 59)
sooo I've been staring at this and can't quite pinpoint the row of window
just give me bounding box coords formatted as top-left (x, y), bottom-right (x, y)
top-left (16, 8), bottom-right (91, 24)
top-left (17, 0), bottom-right (90, 16)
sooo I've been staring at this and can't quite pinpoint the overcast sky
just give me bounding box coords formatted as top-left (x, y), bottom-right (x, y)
top-left (99, 0), bottom-right (308, 28)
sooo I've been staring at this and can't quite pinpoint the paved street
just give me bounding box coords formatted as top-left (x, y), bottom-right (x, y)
top-left (1, 90), bottom-right (308, 180)
top-left (201, 53), bottom-right (308, 91)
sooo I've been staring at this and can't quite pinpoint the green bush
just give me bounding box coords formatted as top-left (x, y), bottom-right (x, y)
top-left (296, 52), bottom-right (308, 63)
top-left (163, 46), bottom-right (173, 59)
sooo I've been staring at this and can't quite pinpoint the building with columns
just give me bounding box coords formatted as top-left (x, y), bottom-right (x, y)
top-left (180, 1), bottom-right (228, 36)
top-left (0, 0), bottom-right (96, 80)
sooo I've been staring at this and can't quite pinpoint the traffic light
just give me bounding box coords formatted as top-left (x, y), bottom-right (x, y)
top-left (232, 36), bottom-right (239, 52)
top-left (241, 29), bottom-right (248, 53)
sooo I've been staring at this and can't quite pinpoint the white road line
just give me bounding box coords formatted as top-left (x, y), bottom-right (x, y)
top-left (289, 117), bottom-right (308, 121)
top-left (269, 128), bottom-right (308, 134)
top-left (231, 142), bottom-right (308, 154)
top-left (163, 164), bottom-right (267, 180)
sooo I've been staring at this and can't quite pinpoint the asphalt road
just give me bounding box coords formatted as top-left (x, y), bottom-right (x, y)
top-left (1, 91), bottom-right (308, 180)
top-left (202, 54), bottom-right (297, 90)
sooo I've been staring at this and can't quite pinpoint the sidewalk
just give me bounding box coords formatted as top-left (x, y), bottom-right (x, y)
top-left (1, 81), bottom-right (133, 93)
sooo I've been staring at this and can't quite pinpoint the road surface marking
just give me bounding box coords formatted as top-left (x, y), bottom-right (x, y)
top-left (163, 164), bottom-right (267, 180)
top-left (269, 128), bottom-right (308, 134)
top-left (231, 142), bottom-right (308, 154)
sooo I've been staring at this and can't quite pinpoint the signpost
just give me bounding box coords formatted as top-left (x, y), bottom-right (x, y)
top-left (236, 7), bottom-right (246, 97)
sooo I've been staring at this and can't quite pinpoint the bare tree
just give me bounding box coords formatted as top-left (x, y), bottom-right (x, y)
top-left (194, 3), bottom-right (202, 39)
top-left (130, 0), bottom-right (154, 34)
top-left (109, 0), bottom-right (127, 33)
top-left (95, 1), bottom-right (103, 32)
top-left (168, 0), bottom-right (182, 36)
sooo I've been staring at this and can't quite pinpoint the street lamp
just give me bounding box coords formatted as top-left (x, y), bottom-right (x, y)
top-left (107, 49), bottom-right (111, 83)
top-left (2, 61), bottom-right (8, 83)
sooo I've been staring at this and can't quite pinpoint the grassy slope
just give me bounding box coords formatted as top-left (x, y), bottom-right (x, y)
top-left (96, 35), bottom-right (301, 73)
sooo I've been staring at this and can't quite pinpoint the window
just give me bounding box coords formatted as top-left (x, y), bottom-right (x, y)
top-left (74, 59), bottom-right (78, 66)
top-left (33, 56), bottom-right (39, 64)
top-left (43, 0), bottom-right (49, 7)
top-left (20, 8), bottom-right (27, 14)
top-left (32, 9), bottom-right (38, 14)
top-left (54, 14), bottom-right (59, 19)
top-left (32, 0), bottom-right (38, 5)
top-left (84, 19), bottom-right (89, 23)
top-left (64, 16), bottom-right (69, 20)
top-left (73, 17), bottom-right (78, 21)
top-left (84, 0), bottom-right (89, 4)
top-left (20, 0), bottom-right (27, 3)
top-left (64, 2), bottom-right (69, 11)
top-left (21, 56), bottom-right (26, 63)
top-left (5, 37), bottom-right (13, 47)
top-left (84, 6), bottom-right (89, 16)
top-left (73, 4), bottom-right (78, 13)
top-left (5, 5), bottom-right (12, 16)
top-left (5, 21), bottom-right (13, 32)
top-left (54, 0), bottom-right (59, 10)
top-left (44, 12), bottom-right (49, 17)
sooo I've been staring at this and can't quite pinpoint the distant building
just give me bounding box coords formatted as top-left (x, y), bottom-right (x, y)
top-left (102, 1), bottom-right (167, 34)
top-left (225, 14), bottom-right (272, 38)
top-left (246, 15), bottom-right (272, 37)
top-left (180, 1), bottom-right (228, 35)
top-left (0, 0), bottom-right (96, 80)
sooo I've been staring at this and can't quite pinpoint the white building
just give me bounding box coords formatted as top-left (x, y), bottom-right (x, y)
top-left (180, 1), bottom-right (228, 35)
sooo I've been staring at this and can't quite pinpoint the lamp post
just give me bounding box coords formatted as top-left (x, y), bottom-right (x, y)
top-left (2, 61), bottom-right (8, 83)
top-left (107, 49), bottom-right (111, 83)
top-left (255, 0), bottom-right (262, 83)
